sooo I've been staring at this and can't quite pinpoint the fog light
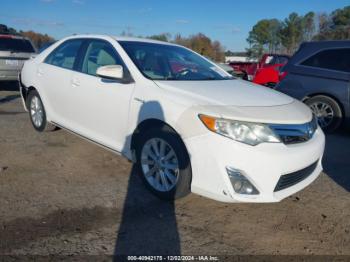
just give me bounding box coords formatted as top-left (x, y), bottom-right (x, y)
top-left (226, 166), bottom-right (259, 195)
top-left (233, 180), bottom-right (243, 192)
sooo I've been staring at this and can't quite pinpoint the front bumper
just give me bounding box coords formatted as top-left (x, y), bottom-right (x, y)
top-left (185, 127), bottom-right (325, 203)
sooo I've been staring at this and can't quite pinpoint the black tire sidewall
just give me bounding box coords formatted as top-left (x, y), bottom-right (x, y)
top-left (135, 125), bottom-right (192, 200)
top-left (242, 72), bottom-right (248, 81)
top-left (306, 95), bottom-right (342, 133)
top-left (27, 91), bottom-right (48, 132)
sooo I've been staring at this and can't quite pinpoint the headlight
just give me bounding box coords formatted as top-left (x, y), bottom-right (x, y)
top-left (199, 114), bottom-right (281, 146)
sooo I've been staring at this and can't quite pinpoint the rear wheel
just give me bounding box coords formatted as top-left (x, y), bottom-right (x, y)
top-left (305, 95), bottom-right (343, 133)
top-left (135, 125), bottom-right (192, 200)
top-left (27, 90), bottom-right (56, 132)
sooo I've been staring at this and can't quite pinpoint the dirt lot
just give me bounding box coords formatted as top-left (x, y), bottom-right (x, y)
top-left (0, 83), bottom-right (349, 258)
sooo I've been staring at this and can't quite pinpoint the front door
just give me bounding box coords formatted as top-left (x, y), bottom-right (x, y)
top-left (68, 40), bottom-right (135, 152)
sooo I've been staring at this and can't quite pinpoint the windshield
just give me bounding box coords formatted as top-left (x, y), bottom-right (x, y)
top-left (119, 41), bottom-right (232, 81)
top-left (0, 38), bottom-right (35, 53)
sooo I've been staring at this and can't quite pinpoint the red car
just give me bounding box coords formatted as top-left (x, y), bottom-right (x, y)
top-left (229, 54), bottom-right (289, 87)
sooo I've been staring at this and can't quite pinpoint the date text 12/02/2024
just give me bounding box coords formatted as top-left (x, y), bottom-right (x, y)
top-left (127, 256), bottom-right (219, 261)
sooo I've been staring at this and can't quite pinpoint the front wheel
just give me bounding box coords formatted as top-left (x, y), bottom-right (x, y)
top-left (135, 125), bottom-right (192, 200)
top-left (305, 95), bottom-right (343, 133)
top-left (27, 90), bottom-right (56, 132)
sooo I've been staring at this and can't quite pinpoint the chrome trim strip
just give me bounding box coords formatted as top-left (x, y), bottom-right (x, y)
top-left (269, 116), bottom-right (318, 144)
top-left (51, 121), bottom-right (122, 156)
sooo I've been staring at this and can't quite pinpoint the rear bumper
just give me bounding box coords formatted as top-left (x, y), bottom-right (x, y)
top-left (0, 69), bottom-right (20, 81)
top-left (18, 73), bottom-right (29, 111)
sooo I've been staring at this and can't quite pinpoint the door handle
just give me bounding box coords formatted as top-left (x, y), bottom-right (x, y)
top-left (71, 78), bottom-right (80, 87)
top-left (134, 97), bottom-right (145, 104)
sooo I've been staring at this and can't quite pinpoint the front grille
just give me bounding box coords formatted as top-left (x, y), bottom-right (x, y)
top-left (269, 116), bottom-right (318, 145)
top-left (274, 160), bottom-right (318, 192)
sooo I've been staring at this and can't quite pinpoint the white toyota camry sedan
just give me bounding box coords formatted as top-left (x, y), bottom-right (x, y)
top-left (19, 35), bottom-right (325, 203)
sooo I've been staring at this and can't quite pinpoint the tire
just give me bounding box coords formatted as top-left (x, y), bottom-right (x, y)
top-left (265, 82), bottom-right (277, 89)
top-left (242, 72), bottom-right (248, 81)
top-left (135, 125), bottom-right (192, 200)
top-left (27, 90), bottom-right (56, 132)
top-left (305, 95), bottom-right (343, 133)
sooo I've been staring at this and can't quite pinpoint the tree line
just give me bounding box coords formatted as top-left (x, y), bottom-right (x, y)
top-left (0, 24), bottom-right (55, 49)
top-left (1, 23), bottom-right (225, 62)
top-left (246, 5), bottom-right (350, 58)
top-left (123, 31), bottom-right (225, 62)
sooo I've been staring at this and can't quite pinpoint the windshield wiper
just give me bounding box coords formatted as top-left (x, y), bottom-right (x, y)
top-left (164, 76), bottom-right (176, 80)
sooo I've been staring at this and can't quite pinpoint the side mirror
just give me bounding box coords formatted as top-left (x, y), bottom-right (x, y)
top-left (96, 65), bottom-right (123, 80)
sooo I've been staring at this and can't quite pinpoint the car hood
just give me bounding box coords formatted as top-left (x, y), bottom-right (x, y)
top-left (154, 79), bottom-right (312, 125)
top-left (154, 79), bottom-right (294, 107)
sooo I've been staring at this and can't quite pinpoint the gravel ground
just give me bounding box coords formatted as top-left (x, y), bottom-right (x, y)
top-left (0, 83), bottom-right (349, 259)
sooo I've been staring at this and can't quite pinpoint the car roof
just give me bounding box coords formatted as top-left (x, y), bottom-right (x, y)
top-left (113, 36), bottom-right (177, 45)
top-left (264, 53), bottom-right (289, 57)
top-left (0, 34), bottom-right (31, 41)
top-left (300, 40), bottom-right (350, 49)
top-left (65, 34), bottom-right (180, 47)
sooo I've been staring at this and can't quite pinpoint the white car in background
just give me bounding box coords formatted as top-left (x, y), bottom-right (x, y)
top-left (19, 35), bottom-right (325, 203)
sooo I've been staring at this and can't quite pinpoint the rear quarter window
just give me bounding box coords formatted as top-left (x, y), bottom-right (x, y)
top-left (301, 48), bottom-right (350, 73)
top-left (0, 38), bottom-right (35, 53)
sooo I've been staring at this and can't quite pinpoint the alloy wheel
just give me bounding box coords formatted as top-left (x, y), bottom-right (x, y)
top-left (30, 96), bottom-right (44, 128)
top-left (309, 102), bottom-right (334, 128)
top-left (140, 138), bottom-right (179, 192)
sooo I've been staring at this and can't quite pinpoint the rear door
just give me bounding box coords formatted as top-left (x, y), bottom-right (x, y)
top-left (36, 39), bottom-right (84, 126)
top-left (67, 39), bottom-right (135, 152)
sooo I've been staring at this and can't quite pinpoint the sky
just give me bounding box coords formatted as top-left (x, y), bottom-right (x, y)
top-left (0, 0), bottom-right (349, 51)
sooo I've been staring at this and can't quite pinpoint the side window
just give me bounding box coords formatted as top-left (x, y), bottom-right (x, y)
top-left (301, 48), bottom-right (350, 73)
top-left (45, 40), bottom-right (83, 70)
top-left (81, 41), bottom-right (124, 76)
top-left (277, 56), bottom-right (289, 65)
top-left (265, 55), bottom-right (275, 65)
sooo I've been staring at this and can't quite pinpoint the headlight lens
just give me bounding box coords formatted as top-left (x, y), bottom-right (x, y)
top-left (199, 114), bottom-right (281, 146)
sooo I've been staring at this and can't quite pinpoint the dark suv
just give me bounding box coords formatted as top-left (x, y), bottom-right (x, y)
top-left (276, 41), bottom-right (350, 132)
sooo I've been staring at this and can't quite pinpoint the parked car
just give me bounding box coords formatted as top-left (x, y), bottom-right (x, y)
top-left (19, 35), bottom-right (325, 203)
top-left (228, 61), bottom-right (254, 78)
top-left (276, 41), bottom-right (350, 132)
top-left (216, 62), bottom-right (234, 75)
top-left (252, 55), bottom-right (289, 87)
top-left (229, 54), bottom-right (289, 87)
top-left (0, 34), bottom-right (36, 81)
top-left (204, 56), bottom-right (235, 75)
